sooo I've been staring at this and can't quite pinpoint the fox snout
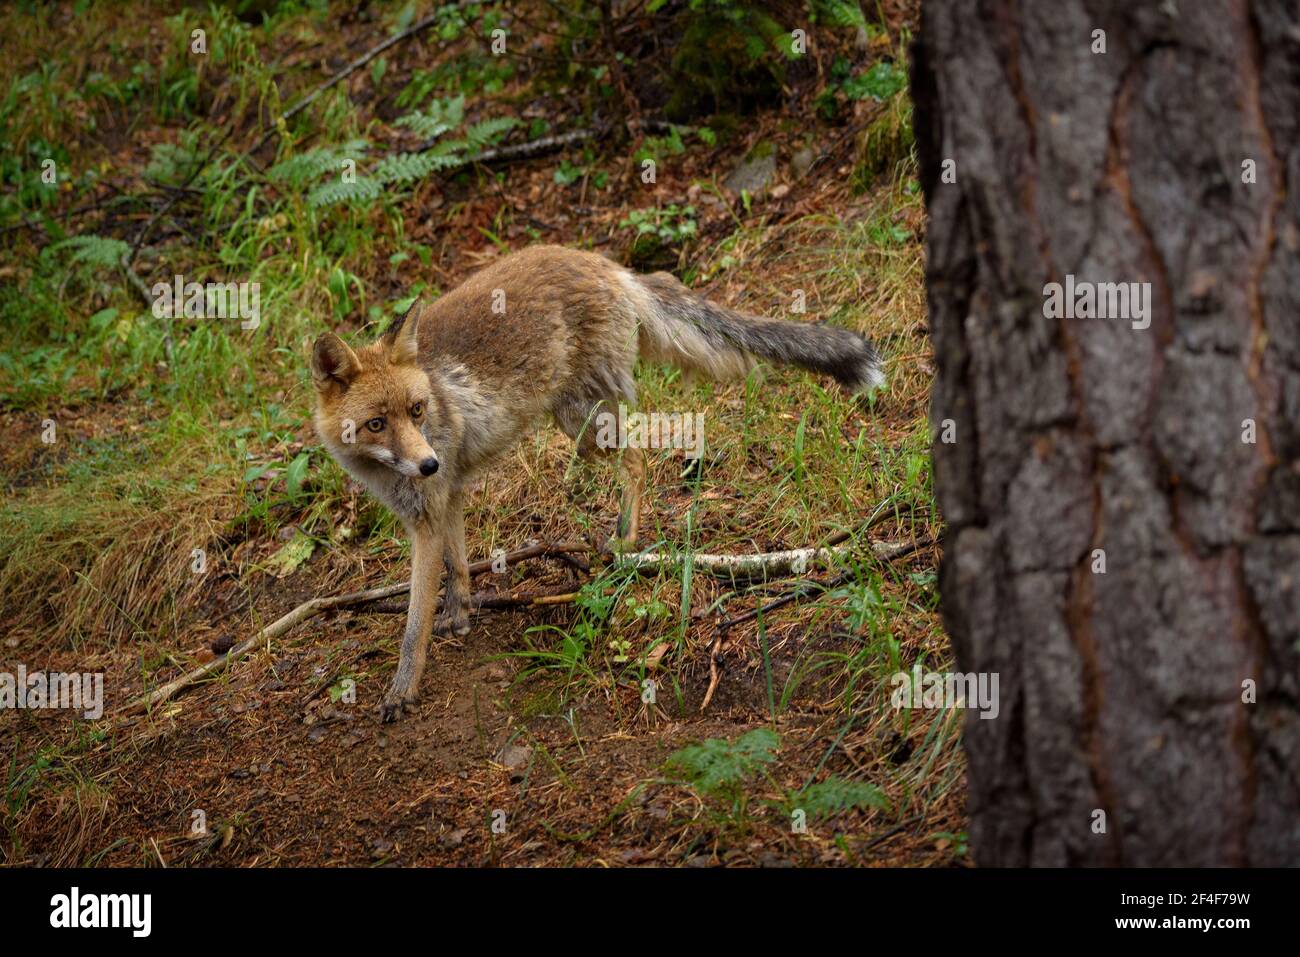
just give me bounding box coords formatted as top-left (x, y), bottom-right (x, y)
top-left (390, 443), bottom-right (438, 479)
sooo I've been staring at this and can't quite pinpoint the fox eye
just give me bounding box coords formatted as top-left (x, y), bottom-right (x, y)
top-left (366, 417), bottom-right (385, 433)
top-left (410, 402), bottom-right (423, 418)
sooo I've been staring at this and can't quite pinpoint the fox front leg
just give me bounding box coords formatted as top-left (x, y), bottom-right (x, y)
top-left (380, 521), bottom-right (444, 722)
top-left (434, 488), bottom-right (471, 638)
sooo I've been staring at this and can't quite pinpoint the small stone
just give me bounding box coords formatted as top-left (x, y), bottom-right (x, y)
top-left (723, 147), bottom-right (777, 196)
top-left (495, 743), bottom-right (532, 780)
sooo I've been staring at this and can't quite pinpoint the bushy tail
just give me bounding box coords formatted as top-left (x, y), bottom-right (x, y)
top-left (632, 271), bottom-right (885, 393)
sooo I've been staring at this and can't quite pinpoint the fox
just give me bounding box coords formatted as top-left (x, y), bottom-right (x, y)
top-left (310, 245), bottom-right (884, 721)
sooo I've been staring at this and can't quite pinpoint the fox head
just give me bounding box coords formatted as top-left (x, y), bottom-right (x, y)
top-left (310, 319), bottom-right (440, 480)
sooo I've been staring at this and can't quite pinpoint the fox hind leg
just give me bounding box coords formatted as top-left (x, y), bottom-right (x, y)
top-left (553, 378), bottom-right (645, 550)
top-left (614, 445), bottom-right (645, 547)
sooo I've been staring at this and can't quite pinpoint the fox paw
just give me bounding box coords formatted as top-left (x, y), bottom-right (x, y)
top-left (434, 613), bottom-right (471, 637)
top-left (603, 527), bottom-right (639, 556)
top-left (379, 690), bottom-right (419, 723)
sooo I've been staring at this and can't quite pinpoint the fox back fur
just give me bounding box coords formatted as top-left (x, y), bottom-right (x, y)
top-left (311, 244), bottom-right (883, 721)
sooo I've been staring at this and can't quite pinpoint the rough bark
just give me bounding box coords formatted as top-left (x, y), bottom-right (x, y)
top-left (912, 0), bottom-right (1300, 865)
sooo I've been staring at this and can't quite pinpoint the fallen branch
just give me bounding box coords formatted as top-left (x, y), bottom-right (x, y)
top-left (419, 125), bottom-right (605, 163)
top-left (365, 583), bottom-right (580, 615)
top-left (116, 541), bottom-right (590, 716)
top-left (719, 536), bottom-right (933, 630)
top-left (615, 541), bottom-right (904, 580)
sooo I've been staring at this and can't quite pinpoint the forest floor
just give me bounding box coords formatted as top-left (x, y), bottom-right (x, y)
top-left (0, 0), bottom-right (963, 867)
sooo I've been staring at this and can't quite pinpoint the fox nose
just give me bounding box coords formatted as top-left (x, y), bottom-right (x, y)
top-left (419, 456), bottom-right (439, 476)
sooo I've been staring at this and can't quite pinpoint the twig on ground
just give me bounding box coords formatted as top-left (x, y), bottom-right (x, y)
top-left (420, 125), bottom-right (606, 163)
top-left (861, 814), bottom-right (924, 852)
top-left (363, 583), bottom-right (580, 615)
top-left (119, 258), bottom-right (175, 368)
top-left (700, 633), bottom-right (725, 712)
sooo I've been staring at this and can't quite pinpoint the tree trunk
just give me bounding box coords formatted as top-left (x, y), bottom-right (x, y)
top-left (911, 0), bottom-right (1300, 865)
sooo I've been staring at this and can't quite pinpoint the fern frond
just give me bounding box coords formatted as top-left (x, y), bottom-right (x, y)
top-left (811, 0), bottom-right (866, 29)
top-left (268, 139), bottom-right (370, 188)
top-left (372, 151), bottom-right (466, 186)
top-left (307, 177), bottom-right (382, 209)
top-left (394, 113), bottom-right (453, 142)
top-left (430, 138), bottom-right (468, 156)
top-left (436, 94), bottom-right (466, 128)
top-left (790, 776), bottom-right (890, 821)
top-left (52, 235), bottom-right (132, 270)
top-left (464, 116), bottom-right (518, 152)
top-left (664, 728), bottom-right (779, 797)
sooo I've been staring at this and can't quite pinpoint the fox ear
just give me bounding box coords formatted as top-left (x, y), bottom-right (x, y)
top-left (311, 333), bottom-right (360, 392)
top-left (389, 313), bottom-right (420, 366)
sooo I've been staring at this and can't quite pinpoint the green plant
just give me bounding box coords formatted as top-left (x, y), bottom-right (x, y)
top-left (664, 727), bottom-right (780, 823)
top-left (553, 155), bottom-right (607, 189)
top-left (816, 53), bottom-right (911, 122)
top-left (632, 125), bottom-right (686, 166)
top-left (786, 774), bottom-right (890, 823)
top-left (843, 61), bottom-right (908, 101)
top-left (932, 829), bottom-right (970, 858)
top-left (620, 204), bottom-right (698, 268)
top-left (50, 235), bottom-right (130, 272)
top-left (266, 101), bottom-right (517, 210)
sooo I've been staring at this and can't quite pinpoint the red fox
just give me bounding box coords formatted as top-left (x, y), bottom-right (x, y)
top-left (310, 245), bottom-right (883, 721)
